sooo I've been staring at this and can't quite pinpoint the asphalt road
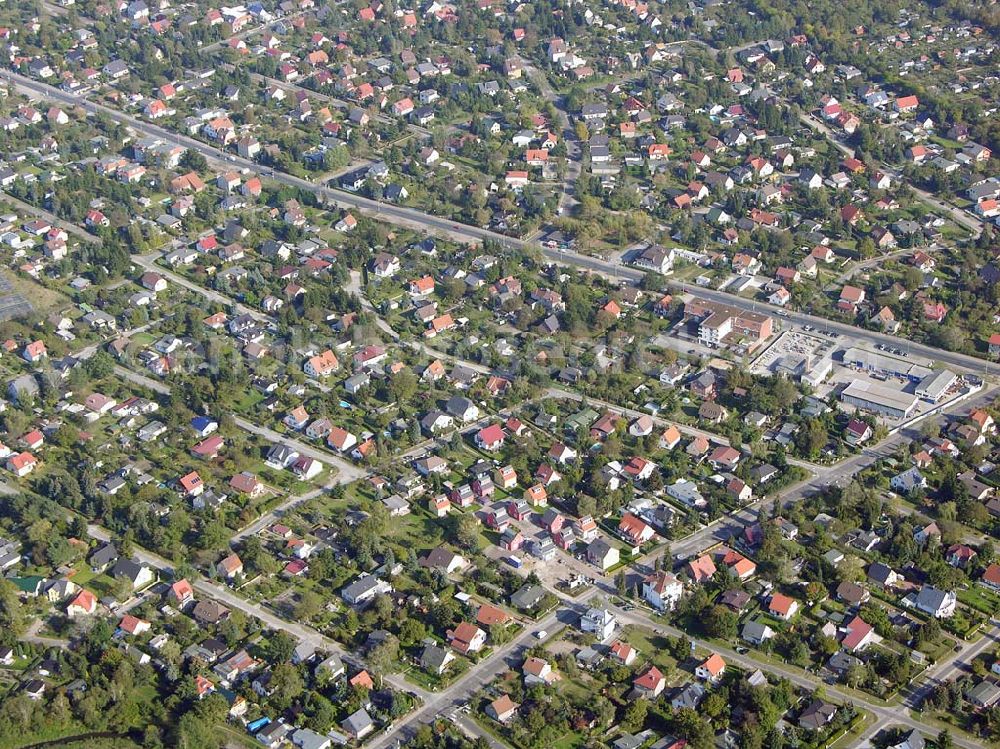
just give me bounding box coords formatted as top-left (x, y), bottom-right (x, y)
top-left (5, 69), bottom-right (994, 379)
top-left (7, 65), bottom-right (998, 748)
top-left (605, 599), bottom-right (988, 749)
top-left (85, 524), bottom-right (422, 698)
top-left (366, 591), bottom-right (598, 749)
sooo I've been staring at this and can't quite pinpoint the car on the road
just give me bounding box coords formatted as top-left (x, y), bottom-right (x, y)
top-left (535, 630), bottom-right (548, 640)
top-left (735, 646), bottom-right (749, 654)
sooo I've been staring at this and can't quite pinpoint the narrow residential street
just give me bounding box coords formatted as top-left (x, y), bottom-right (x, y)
top-left (522, 64), bottom-right (581, 216)
top-left (5, 52), bottom-right (997, 749)
top-left (20, 620), bottom-right (70, 651)
top-left (231, 416), bottom-right (366, 483)
top-left (606, 600), bottom-right (987, 749)
top-left (366, 590), bottom-right (598, 749)
top-left (798, 113), bottom-right (984, 238)
top-left (84, 524), bottom-right (426, 700)
top-left (133, 251), bottom-right (264, 320)
top-left (904, 618), bottom-right (1000, 709)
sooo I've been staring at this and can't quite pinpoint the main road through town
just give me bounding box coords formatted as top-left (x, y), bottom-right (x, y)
top-left (3, 69), bottom-right (994, 380)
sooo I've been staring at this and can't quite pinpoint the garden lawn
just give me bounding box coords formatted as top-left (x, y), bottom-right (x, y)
top-left (617, 625), bottom-right (681, 680)
top-left (958, 585), bottom-right (1000, 616)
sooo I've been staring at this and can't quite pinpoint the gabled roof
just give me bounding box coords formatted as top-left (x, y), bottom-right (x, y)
top-left (699, 652), bottom-right (726, 676)
top-left (769, 592), bottom-right (797, 615)
top-left (633, 665), bottom-right (664, 690)
top-left (840, 615), bottom-right (872, 650)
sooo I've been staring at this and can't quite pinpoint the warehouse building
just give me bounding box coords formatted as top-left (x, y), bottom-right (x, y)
top-left (915, 369), bottom-right (958, 403)
top-left (773, 354), bottom-right (833, 388)
top-left (840, 380), bottom-right (918, 419)
top-left (841, 347), bottom-right (932, 382)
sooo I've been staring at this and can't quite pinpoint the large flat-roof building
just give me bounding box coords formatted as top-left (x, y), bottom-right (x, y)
top-left (685, 299), bottom-right (773, 352)
top-left (773, 354), bottom-right (833, 387)
top-left (915, 369), bottom-right (957, 403)
top-left (841, 347), bottom-right (932, 382)
top-left (841, 380), bottom-right (918, 419)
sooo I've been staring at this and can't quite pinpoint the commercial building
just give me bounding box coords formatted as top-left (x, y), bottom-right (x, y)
top-left (773, 354), bottom-right (832, 387)
top-left (684, 299), bottom-right (773, 352)
top-left (840, 380), bottom-right (918, 419)
top-left (915, 369), bottom-right (957, 402)
top-left (841, 347), bottom-right (932, 382)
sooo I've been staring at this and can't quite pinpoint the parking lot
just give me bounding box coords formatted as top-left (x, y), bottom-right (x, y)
top-left (750, 329), bottom-right (837, 376)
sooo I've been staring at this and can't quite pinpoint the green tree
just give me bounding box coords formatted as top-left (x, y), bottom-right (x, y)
top-left (294, 590), bottom-right (322, 621)
top-left (269, 662), bottom-right (304, 709)
top-left (704, 604), bottom-right (738, 639)
top-left (620, 698), bottom-right (648, 732)
top-left (265, 631), bottom-right (296, 663)
top-left (0, 580), bottom-right (26, 642)
top-left (451, 513), bottom-right (482, 552)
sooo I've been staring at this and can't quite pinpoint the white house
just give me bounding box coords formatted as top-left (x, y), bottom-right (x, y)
top-left (913, 585), bottom-right (956, 618)
top-left (580, 608), bottom-right (617, 640)
top-left (642, 570), bottom-right (683, 611)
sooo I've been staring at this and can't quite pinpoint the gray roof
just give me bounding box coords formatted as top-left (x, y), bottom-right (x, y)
top-left (670, 682), bottom-right (705, 710)
top-left (510, 584), bottom-right (545, 609)
top-left (867, 561), bottom-right (896, 584)
top-left (613, 735), bottom-right (644, 749)
top-left (292, 642), bottom-right (316, 663)
top-left (315, 653), bottom-right (344, 676)
top-left (892, 729), bottom-right (925, 749)
top-left (110, 558), bottom-right (147, 584)
top-left (421, 546), bottom-right (460, 571)
top-left (88, 542), bottom-right (118, 568)
top-left (420, 642), bottom-right (452, 672)
top-left (341, 707), bottom-right (374, 734)
top-left (826, 650), bottom-right (861, 673)
top-left (340, 574), bottom-right (389, 603)
top-left (966, 680), bottom-right (1000, 707)
top-left (445, 395), bottom-right (475, 416)
top-left (8, 374), bottom-right (39, 402)
top-left (420, 410), bottom-right (451, 430)
top-left (576, 645), bottom-right (603, 666)
top-left (267, 443), bottom-right (297, 462)
top-left (291, 728), bottom-right (330, 749)
top-left (914, 585), bottom-right (953, 614)
top-left (741, 620), bottom-right (773, 642)
top-left (799, 699), bottom-right (837, 729)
